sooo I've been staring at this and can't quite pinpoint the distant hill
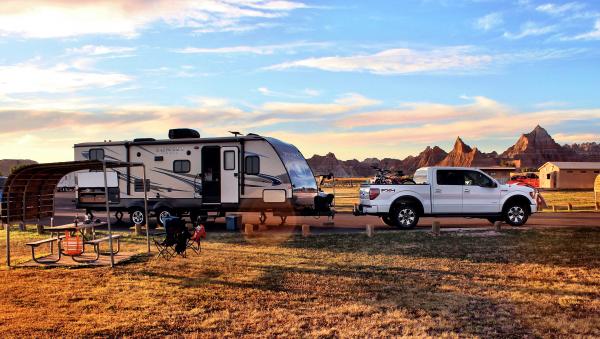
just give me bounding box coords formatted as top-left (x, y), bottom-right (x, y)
top-left (0, 159), bottom-right (37, 176)
top-left (306, 126), bottom-right (600, 177)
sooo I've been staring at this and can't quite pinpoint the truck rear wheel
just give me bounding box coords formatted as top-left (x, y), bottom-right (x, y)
top-left (390, 203), bottom-right (419, 229)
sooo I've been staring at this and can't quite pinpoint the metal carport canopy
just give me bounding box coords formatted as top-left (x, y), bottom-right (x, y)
top-left (1, 160), bottom-right (150, 268)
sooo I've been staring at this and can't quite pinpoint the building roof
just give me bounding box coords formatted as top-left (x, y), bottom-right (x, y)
top-left (478, 167), bottom-right (516, 171)
top-left (540, 162), bottom-right (600, 170)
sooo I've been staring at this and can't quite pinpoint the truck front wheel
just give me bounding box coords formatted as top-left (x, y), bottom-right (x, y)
top-left (390, 203), bottom-right (420, 229)
top-left (503, 203), bottom-right (529, 226)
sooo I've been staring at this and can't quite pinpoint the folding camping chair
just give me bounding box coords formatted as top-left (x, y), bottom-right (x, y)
top-left (153, 217), bottom-right (191, 260)
top-left (187, 224), bottom-right (206, 255)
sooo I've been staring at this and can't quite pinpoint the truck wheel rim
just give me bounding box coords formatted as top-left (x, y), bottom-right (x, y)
top-left (398, 208), bottom-right (415, 226)
top-left (159, 211), bottom-right (171, 224)
top-left (132, 211), bottom-right (144, 224)
top-left (508, 206), bottom-right (524, 223)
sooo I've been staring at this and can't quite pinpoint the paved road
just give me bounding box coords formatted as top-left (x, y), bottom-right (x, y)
top-left (49, 192), bottom-right (599, 232)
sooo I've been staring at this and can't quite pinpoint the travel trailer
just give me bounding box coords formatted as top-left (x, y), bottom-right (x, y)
top-left (73, 129), bottom-right (333, 226)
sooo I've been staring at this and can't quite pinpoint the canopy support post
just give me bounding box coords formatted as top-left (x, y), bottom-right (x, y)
top-left (102, 161), bottom-right (115, 268)
top-left (142, 165), bottom-right (150, 253)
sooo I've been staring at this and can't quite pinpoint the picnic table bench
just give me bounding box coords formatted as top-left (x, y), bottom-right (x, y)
top-left (85, 234), bottom-right (123, 256)
top-left (26, 235), bottom-right (65, 264)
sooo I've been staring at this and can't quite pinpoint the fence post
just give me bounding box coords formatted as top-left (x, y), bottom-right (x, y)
top-left (432, 221), bottom-right (440, 236)
top-left (244, 223), bottom-right (254, 235)
top-left (567, 203), bottom-right (573, 211)
top-left (302, 224), bottom-right (310, 237)
top-left (134, 223), bottom-right (143, 236)
top-left (552, 205), bottom-right (556, 212)
top-left (366, 224), bottom-right (374, 237)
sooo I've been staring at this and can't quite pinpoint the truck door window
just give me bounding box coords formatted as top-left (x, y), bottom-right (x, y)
top-left (464, 171), bottom-right (493, 186)
top-left (436, 170), bottom-right (463, 185)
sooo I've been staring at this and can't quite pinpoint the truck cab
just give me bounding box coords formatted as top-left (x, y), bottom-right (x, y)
top-left (354, 167), bottom-right (538, 228)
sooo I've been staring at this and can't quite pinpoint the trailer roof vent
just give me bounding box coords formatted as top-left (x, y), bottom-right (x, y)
top-left (247, 133), bottom-right (260, 136)
top-left (168, 128), bottom-right (200, 139)
top-left (133, 138), bottom-right (156, 142)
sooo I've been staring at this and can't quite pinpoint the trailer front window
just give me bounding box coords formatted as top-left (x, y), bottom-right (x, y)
top-left (265, 137), bottom-right (317, 193)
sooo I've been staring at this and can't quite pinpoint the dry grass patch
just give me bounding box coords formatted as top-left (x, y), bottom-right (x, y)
top-left (0, 227), bottom-right (599, 337)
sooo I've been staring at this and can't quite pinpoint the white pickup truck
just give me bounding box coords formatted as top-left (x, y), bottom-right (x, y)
top-left (353, 167), bottom-right (538, 229)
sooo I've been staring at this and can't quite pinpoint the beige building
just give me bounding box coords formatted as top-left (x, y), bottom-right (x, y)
top-left (538, 162), bottom-right (600, 189)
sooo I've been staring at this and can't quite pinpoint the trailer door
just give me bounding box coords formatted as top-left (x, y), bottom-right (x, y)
top-left (221, 146), bottom-right (239, 204)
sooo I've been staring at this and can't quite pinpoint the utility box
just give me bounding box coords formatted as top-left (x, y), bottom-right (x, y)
top-left (226, 214), bottom-right (242, 231)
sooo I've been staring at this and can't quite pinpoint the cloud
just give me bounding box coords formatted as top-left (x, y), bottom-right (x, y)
top-left (337, 96), bottom-right (507, 128)
top-left (174, 41), bottom-right (329, 55)
top-left (66, 45), bottom-right (137, 56)
top-left (553, 133), bottom-right (599, 143)
top-left (536, 2), bottom-right (585, 15)
top-left (260, 93), bottom-right (380, 116)
top-left (475, 12), bottom-right (503, 31)
top-left (257, 87), bottom-right (321, 99)
top-left (0, 62), bottom-right (131, 94)
top-left (1, 94), bottom-right (599, 162)
top-left (566, 19), bottom-right (600, 40)
top-left (266, 46), bottom-right (494, 75)
top-left (503, 22), bottom-right (557, 39)
top-left (0, 0), bottom-right (308, 38)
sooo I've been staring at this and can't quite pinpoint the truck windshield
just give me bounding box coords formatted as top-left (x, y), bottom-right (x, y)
top-left (265, 137), bottom-right (317, 193)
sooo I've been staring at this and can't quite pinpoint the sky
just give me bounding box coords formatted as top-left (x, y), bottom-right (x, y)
top-left (0, 0), bottom-right (599, 163)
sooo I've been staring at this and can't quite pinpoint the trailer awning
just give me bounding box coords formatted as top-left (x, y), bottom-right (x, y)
top-left (0, 160), bottom-right (141, 223)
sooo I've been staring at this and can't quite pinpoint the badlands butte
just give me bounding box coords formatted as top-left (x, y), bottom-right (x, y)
top-left (307, 125), bottom-right (600, 177)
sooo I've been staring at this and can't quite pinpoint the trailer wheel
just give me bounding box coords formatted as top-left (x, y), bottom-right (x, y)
top-left (129, 208), bottom-right (146, 226)
top-left (381, 215), bottom-right (397, 227)
top-left (390, 203), bottom-right (419, 229)
top-left (156, 208), bottom-right (173, 227)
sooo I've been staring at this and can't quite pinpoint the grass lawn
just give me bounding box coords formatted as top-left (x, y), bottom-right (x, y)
top-left (0, 226), bottom-right (599, 337)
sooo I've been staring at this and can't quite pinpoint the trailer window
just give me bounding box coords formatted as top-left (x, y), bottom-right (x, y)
top-left (89, 149), bottom-right (104, 161)
top-left (245, 156), bottom-right (260, 175)
top-left (224, 151), bottom-right (236, 170)
top-left (173, 160), bottom-right (191, 173)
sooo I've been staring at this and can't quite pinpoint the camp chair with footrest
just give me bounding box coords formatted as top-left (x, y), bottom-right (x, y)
top-left (187, 224), bottom-right (206, 255)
